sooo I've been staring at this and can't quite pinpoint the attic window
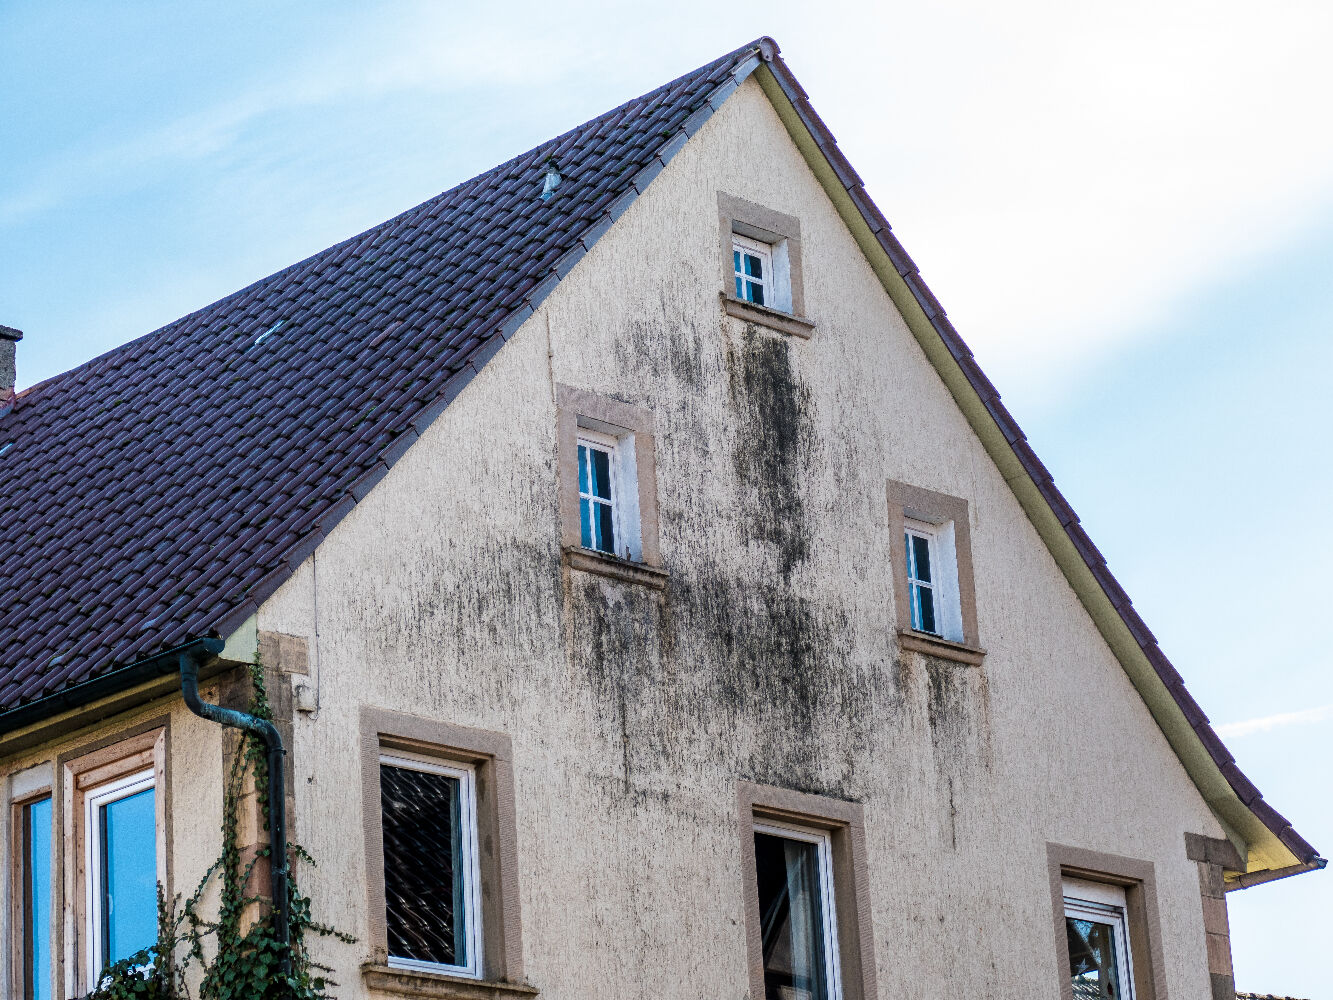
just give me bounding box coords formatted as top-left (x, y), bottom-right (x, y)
top-left (888, 481), bottom-right (983, 664)
top-left (556, 384), bottom-right (666, 588)
top-left (718, 192), bottom-right (813, 338)
top-left (577, 431), bottom-right (621, 555)
top-left (733, 235), bottom-right (772, 307)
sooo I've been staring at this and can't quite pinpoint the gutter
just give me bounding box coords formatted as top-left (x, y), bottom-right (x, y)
top-left (179, 644), bottom-right (293, 984)
top-left (1228, 856), bottom-right (1328, 892)
top-left (0, 637), bottom-right (224, 735)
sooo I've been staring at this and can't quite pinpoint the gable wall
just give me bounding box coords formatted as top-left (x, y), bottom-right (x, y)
top-left (255, 76), bottom-right (1226, 997)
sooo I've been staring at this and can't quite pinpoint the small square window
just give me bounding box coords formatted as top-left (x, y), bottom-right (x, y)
top-left (84, 769), bottom-right (158, 980)
top-left (753, 821), bottom-right (842, 1000)
top-left (1064, 878), bottom-right (1136, 1000)
top-left (733, 234), bottom-right (773, 308)
top-left (379, 750), bottom-right (483, 979)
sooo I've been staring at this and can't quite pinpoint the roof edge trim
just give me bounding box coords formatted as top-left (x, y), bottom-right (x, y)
top-left (748, 50), bottom-right (1318, 873)
top-left (0, 636), bottom-right (222, 740)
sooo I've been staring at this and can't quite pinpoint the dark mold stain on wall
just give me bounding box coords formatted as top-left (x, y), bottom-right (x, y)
top-left (726, 324), bottom-right (814, 582)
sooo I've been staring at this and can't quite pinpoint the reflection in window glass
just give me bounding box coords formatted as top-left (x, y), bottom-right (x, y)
top-left (733, 236), bottom-right (770, 306)
top-left (754, 830), bottom-right (833, 1000)
top-left (100, 787), bottom-right (158, 966)
top-left (905, 530), bottom-right (937, 634)
top-left (1065, 893), bottom-right (1135, 1000)
top-left (24, 797), bottom-right (53, 1000)
top-left (578, 440), bottom-right (617, 554)
top-left (380, 757), bottom-right (480, 976)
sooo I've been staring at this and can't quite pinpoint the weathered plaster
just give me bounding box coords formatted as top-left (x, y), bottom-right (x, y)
top-left (246, 76), bottom-right (1227, 998)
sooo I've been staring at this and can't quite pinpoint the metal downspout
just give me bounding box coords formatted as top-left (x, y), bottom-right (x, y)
top-left (179, 645), bottom-right (293, 984)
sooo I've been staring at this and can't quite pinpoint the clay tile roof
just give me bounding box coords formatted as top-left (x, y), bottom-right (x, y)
top-left (0, 39), bottom-right (763, 715)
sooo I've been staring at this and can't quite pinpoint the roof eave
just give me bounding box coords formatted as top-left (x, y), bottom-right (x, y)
top-left (744, 46), bottom-right (1318, 876)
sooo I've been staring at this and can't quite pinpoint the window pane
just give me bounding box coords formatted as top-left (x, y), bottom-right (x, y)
top-left (25, 797), bottom-right (52, 1000)
top-left (910, 534), bottom-right (932, 583)
top-left (745, 253), bottom-right (764, 279)
top-left (101, 787), bottom-right (157, 966)
top-left (1067, 917), bottom-right (1126, 999)
top-left (587, 447), bottom-right (612, 500)
top-left (592, 499), bottom-right (615, 554)
top-left (580, 497), bottom-right (594, 548)
top-left (578, 444), bottom-right (590, 494)
top-left (736, 276), bottom-right (744, 297)
top-left (749, 280), bottom-right (765, 306)
top-left (754, 832), bottom-right (829, 1000)
top-left (915, 584), bottom-right (936, 634)
top-left (381, 764), bottom-right (466, 968)
top-left (734, 249), bottom-right (742, 275)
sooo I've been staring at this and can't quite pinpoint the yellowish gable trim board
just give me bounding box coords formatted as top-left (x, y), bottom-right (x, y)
top-left (750, 62), bottom-right (1293, 875)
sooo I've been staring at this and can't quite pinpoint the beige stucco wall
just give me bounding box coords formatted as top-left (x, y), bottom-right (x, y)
top-left (0, 75), bottom-right (1229, 998)
top-left (250, 75), bottom-right (1227, 998)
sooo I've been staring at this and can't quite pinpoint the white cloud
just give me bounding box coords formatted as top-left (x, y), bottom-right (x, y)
top-left (1216, 703), bottom-right (1333, 739)
top-left (9, 0), bottom-right (1333, 402)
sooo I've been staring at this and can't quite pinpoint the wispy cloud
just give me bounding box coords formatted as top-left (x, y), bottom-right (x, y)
top-left (1216, 703), bottom-right (1333, 739)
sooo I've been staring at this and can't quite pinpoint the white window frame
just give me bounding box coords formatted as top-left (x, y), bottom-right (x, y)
top-left (733, 233), bottom-right (773, 307)
top-left (84, 768), bottom-right (155, 983)
top-left (753, 819), bottom-right (844, 1000)
top-left (903, 517), bottom-right (964, 643)
top-left (380, 750), bottom-right (484, 980)
top-left (577, 429), bottom-right (623, 557)
top-left (1063, 878), bottom-right (1136, 1000)
top-left (575, 424), bottom-right (646, 562)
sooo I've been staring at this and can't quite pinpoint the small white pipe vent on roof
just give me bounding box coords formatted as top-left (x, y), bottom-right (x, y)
top-left (541, 164), bottom-right (561, 201)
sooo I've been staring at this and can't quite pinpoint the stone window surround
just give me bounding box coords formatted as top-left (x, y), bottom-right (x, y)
top-left (555, 384), bottom-right (666, 590)
top-left (1184, 832), bottom-right (1244, 1000)
top-left (718, 191), bottom-right (815, 339)
top-left (359, 706), bottom-right (530, 1000)
top-left (736, 781), bottom-right (878, 1000)
top-left (1046, 842), bottom-right (1169, 1000)
top-left (887, 480), bottom-right (984, 665)
top-left (59, 719), bottom-right (170, 998)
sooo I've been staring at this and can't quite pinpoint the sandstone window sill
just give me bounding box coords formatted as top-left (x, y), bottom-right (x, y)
top-left (562, 546), bottom-right (669, 591)
top-left (362, 964), bottom-right (539, 1000)
top-left (720, 293), bottom-right (816, 339)
top-left (897, 628), bottom-right (986, 665)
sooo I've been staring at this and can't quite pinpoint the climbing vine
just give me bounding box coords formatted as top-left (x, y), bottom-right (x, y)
top-left (87, 659), bottom-right (352, 1000)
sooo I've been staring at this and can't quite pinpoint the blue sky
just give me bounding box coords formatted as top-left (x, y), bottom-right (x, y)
top-left (3, 1), bottom-right (1329, 993)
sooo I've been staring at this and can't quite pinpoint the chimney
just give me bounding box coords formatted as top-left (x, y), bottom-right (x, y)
top-left (1, 325), bottom-right (22, 408)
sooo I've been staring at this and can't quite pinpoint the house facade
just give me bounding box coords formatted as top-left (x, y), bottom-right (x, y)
top-left (0, 39), bottom-right (1321, 1000)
